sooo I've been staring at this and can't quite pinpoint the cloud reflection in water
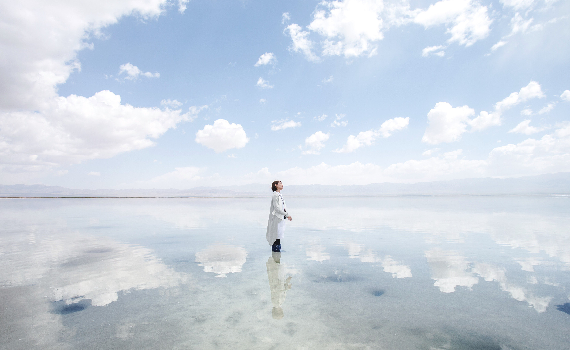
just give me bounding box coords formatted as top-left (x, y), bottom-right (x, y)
top-left (195, 244), bottom-right (247, 277)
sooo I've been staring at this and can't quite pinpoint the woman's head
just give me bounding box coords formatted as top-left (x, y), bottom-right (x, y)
top-left (271, 180), bottom-right (282, 192)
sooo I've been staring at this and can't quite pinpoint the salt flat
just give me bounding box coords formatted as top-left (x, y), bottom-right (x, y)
top-left (1, 196), bottom-right (569, 349)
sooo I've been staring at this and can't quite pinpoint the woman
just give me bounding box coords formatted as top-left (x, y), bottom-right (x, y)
top-left (266, 180), bottom-right (292, 252)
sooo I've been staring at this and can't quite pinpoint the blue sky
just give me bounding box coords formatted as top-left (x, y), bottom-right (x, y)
top-left (1, 0), bottom-right (569, 189)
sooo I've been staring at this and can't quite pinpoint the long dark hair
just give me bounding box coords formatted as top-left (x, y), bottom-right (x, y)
top-left (271, 180), bottom-right (280, 192)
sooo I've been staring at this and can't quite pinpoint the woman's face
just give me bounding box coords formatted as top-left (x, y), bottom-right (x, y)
top-left (276, 181), bottom-right (283, 190)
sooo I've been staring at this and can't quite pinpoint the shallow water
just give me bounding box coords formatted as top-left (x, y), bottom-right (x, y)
top-left (1, 196), bottom-right (569, 349)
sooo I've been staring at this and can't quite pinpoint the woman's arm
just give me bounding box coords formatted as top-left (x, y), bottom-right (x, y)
top-left (271, 194), bottom-right (289, 218)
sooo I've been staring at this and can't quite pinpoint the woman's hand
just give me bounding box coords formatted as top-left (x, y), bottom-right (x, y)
top-left (287, 216), bottom-right (292, 221)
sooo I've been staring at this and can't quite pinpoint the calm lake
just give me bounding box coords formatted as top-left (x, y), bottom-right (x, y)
top-left (1, 196), bottom-right (569, 349)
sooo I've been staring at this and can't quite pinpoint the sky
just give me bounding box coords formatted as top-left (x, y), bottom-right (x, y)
top-left (1, 0), bottom-right (570, 189)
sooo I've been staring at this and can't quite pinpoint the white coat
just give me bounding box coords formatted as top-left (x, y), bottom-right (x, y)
top-left (266, 191), bottom-right (289, 245)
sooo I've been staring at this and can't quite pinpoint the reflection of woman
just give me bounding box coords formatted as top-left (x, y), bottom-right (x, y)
top-left (266, 181), bottom-right (292, 252)
top-left (266, 252), bottom-right (292, 319)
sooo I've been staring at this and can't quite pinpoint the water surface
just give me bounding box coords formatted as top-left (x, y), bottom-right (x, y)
top-left (1, 196), bottom-right (569, 349)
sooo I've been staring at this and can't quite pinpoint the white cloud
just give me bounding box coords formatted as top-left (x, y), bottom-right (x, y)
top-left (335, 117), bottom-right (409, 153)
top-left (494, 81), bottom-right (545, 113)
top-left (469, 81), bottom-right (544, 131)
top-left (424, 82), bottom-right (547, 144)
top-left (302, 131), bottom-right (330, 155)
top-left (468, 110), bottom-right (501, 131)
top-left (88, 171), bottom-right (101, 176)
top-left (521, 108), bottom-right (533, 116)
top-left (160, 99), bottom-right (183, 108)
top-left (501, 0), bottom-right (536, 11)
top-left (422, 102), bottom-right (475, 144)
top-left (118, 63), bottom-right (160, 80)
top-left (330, 114), bottom-right (348, 127)
top-left (491, 40), bottom-right (507, 51)
top-left (0, 0), bottom-right (166, 111)
top-left (282, 12), bottom-right (291, 24)
top-left (489, 123), bottom-right (570, 176)
top-left (178, 0), bottom-right (189, 14)
top-left (538, 102), bottom-right (556, 114)
top-left (195, 119), bottom-right (249, 153)
top-left (508, 120), bottom-right (546, 135)
top-left (256, 77), bottom-right (273, 89)
top-left (259, 99), bottom-right (267, 104)
top-left (254, 52), bottom-right (276, 66)
top-left (422, 45), bottom-right (446, 57)
top-left (187, 105), bottom-right (209, 121)
top-left (307, 0), bottom-right (385, 58)
top-left (322, 75), bottom-right (334, 83)
top-left (0, 91), bottom-right (192, 175)
top-left (561, 90), bottom-right (570, 102)
top-left (248, 121), bottom-right (570, 184)
top-left (285, 24), bottom-right (319, 62)
top-left (422, 148), bottom-right (439, 156)
top-left (315, 114), bottom-right (328, 121)
top-left (509, 12), bottom-right (534, 36)
top-left (0, 0), bottom-right (178, 178)
top-left (377, 116), bottom-right (410, 137)
top-left (271, 119), bottom-right (302, 131)
top-left (413, 0), bottom-right (492, 47)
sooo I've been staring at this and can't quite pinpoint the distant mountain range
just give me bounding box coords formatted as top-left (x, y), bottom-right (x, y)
top-left (1, 172), bottom-right (569, 197)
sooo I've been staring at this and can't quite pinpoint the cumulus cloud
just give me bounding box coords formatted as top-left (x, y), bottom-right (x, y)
top-left (285, 23), bottom-right (319, 61)
top-left (195, 119), bottom-right (249, 153)
top-left (0, 0), bottom-right (179, 179)
top-left (271, 119), bottom-right (302, 131)
top-left (256, 77), bottom-right (273, 89)
top-left (335, 117), bottom-right (409, 153)
top-left (118, 63), bottom-right (160, 80)
top-left (561, 90), bottom-right (570, 102)
top-left (0, 91), bottom-right (193, 176)
top-left (315, 114), bottom-right (328, 121)
top-left (423, 82), bottom-right (546, 144)
top-left (255, 52), bottom-right (276, 66)
top-left (508, 120), bottom-right (546, 135)
top-left (160, 99), bottom-right (183, 108)
top-left (302, 131), bottom-right (330, 155)
top-left (500, 0), bottom-right (536, 10)
top-left (307, 0), bottom-right (385, 58)
top-left (0, 0), bottom-right (166, 110)
top-left (187, 105), bottom-right (209, 120)
top-left (330, 114), bottom-right (348, 127)
top-left (413, 0), bottom-right (492, 47)
top-left (422, 102), bottom-right (475, 144)
top-left (422, 45), bottom-right (446, 57)
top-left (491, 40), bottom-right (507, 51)
top-left (489, 123), bottom-right (570, 176)
top-left (509, 12), bottom-right (534, 35)
top-left (538, 102), bottom-right (556, 114)
top-left (178, 0), bottom-right (189, 14)
top-left (493, 81), bottom-right (545, 114)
